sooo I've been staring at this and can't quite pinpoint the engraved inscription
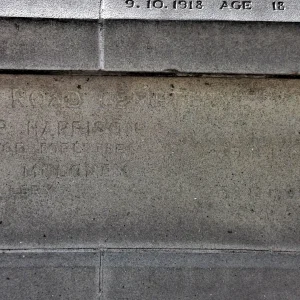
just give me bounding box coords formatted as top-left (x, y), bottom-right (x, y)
top-left (12, 89), bottom-right (83, 109)
top-left (124, 0), bottom-right (256, 10)
top-left (1, 75), bottom-right (300, 249)
top-left (103, 0), bottom-right (294, 22)
top-left (22, 162), bottom-right (128, 179)
top-left (219, 1), bottom-right (252, 10)
top-left (272, 1), bottom-right (285, 10)
top-left (0, 142), bottom-right (25, 155)
top-left (122, 0), bottom-right (279, 11)
top-left (24, 120), bottom-right (144, 139)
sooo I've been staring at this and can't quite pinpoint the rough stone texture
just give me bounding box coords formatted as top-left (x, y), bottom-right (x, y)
top-left (0, 18), bottom-right (99, 70)
top-left (1, 18), bottom-right (300, 74)
top-left (103, 251), bottom-right (300, 300)
top-left (0, 0), bottom-right (100, 20)
top-left (0, 251), bottom-right (99, 300)
top-left (1, 249), bottom-right (300, 299)
top-left (102, 20), bottom-right (300, 74)
top-left (0, 75), bottom-right (300, 250)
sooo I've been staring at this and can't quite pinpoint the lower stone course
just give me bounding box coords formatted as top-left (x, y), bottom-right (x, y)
top-left (102, 250), bottom-right (300, 300)
top-left (1, 250), bottom-right (300, 299)
top-left (0, 251), bottom-right (100, 300)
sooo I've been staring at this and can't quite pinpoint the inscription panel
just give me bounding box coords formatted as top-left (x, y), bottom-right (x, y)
top-left (1, 75), bottom-right (300, 249)
top-left (102, 0), bottom-right (300, 22)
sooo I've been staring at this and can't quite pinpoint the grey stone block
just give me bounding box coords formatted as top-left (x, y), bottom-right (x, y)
top-left (102, 0), bottom-right (300, 23)
top-left (0, 0), bottom-right (100, 20)
top-left (102, 20), bottom-right (300, 74)
top-left (0, 17), bottom-right (300, 74)
top-left (0, 251), bottom-right (99, 300)
top-left (0, 18), bottom-right (99, 70)
top-left (103, 251), bottom-right (300, 300)
top-left (0, 75), bottom-right (300, 250)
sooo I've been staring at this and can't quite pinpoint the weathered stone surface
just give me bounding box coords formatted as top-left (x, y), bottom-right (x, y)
top-left (0, 18), bottom-right (300, 74)
top-left (102, 20), bottom-right (300, 74)
top-left (0, 251), bottom-right (99, 300)
top-left (102, 0), bottom-right (300, 23)
top-left (0, 75), bottom-right (300, 249)
top-left (0, 19), bottom-right (99, 70)
top-left (0, 0), bottom-right (100, 20)
top-left (103, 251), bottom-right (300, 300)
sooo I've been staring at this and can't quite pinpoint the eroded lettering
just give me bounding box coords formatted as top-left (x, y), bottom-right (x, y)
top-left (12, 89), bottom-right (83, 109)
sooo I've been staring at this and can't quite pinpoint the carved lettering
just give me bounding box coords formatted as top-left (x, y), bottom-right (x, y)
top-left (22, 162), bottom-right (128, 178)
top-left (114, 0), bottom-right (295, 22)
top-left (26, 120), bottom-right (127, 137)
top-left (0, 120), bottom-right (6, 132)
top-left (0, 142), bottom-right (25, 155)
top-left (220, 1), bottom-right (252, 9)
top-left (272, 1), bottom-right (285, 10)
top-left (40, 142), bottom-right (86, 155)
top-left (12, 89), bottom-right (83, 109)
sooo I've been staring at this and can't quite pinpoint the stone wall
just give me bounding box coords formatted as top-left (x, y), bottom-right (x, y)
top-left (1, 75), bottom-right (300, 299)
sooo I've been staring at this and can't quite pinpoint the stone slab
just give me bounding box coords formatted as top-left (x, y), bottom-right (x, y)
top-left (0, 0), bottom-right (100, 20)
top-left (1, 0), bottom-right (298, 23)
top-left (103, 251), bottom-right (300, 300)
top-left (0, 18), bottom-right (99, 71)
top-left (0, 75), bottom-right (300, 250)
top-left (0, 251), bottom-right (99, 300)
top-left (0, 18), bottom-right (300, 74)
top-left (102, 0), bottom-right (300, 23)
top-left (102, 20), bottom-right (300, 74)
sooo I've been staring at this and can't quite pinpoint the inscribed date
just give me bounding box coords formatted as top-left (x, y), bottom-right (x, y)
top-left (125, 0), bottom-right (203, 9)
